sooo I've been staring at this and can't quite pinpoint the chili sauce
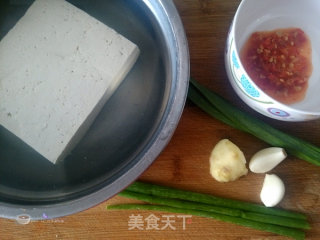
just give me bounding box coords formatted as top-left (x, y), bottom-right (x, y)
top-left (240, 28), bottom-right (312, 104)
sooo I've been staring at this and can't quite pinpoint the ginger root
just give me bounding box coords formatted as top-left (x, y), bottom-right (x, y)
top-left (209, 139), bottom-right (248, 182)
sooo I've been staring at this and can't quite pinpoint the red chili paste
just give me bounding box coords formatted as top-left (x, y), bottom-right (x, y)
top-left (240, 28), bottom-right (312, 104)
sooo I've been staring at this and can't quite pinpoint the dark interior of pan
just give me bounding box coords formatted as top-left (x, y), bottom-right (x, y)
top-left (0, 0), bottom-right (188, 216)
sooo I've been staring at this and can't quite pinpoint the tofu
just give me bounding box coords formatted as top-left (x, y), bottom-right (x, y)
top-left (0, 0), bottom-right (140, 163)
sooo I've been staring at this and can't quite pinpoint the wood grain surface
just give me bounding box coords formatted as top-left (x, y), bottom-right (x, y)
top-left (1, 0), bottom-right (320, 239)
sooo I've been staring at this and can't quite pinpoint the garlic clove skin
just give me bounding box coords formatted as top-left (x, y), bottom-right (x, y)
top-left (249, 147), bottom-right (287, 173)
top-left (260, 174), bottom-right (285, 207)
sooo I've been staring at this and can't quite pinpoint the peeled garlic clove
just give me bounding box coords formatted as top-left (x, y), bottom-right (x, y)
top-left (249, 147), bottom-right (287, 173)
top-left (260, 174), bottom-right (285, 207)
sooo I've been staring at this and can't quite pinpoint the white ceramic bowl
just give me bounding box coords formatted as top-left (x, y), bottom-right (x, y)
top-left (225, 0), bottom-right (320, 121)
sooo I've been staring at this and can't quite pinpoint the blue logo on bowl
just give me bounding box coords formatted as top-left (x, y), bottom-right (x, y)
top-left (267, 108), bottom-right (290, 117)
top-left (240, 74), bottom-right (260, 98)
top-left (232, 50), bottom-right (240, 69)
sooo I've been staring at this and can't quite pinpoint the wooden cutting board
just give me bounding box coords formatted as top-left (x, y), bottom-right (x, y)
top-left (1, 0), bottom-right (320, 239)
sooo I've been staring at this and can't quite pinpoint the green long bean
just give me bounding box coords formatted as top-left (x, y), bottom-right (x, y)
top-left (119, 189), bottom-right (309, 229)
top-left (107, 204), bottom-right (305, 240)
top-left (126, 182), bottom-right (306, 220)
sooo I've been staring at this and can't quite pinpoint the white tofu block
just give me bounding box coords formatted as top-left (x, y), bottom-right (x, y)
top-left (0, 0), bottom-right (140, 163)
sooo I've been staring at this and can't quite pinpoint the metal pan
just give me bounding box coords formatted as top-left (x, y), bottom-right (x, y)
top-left (0, 0), bottom-right (189, 220)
